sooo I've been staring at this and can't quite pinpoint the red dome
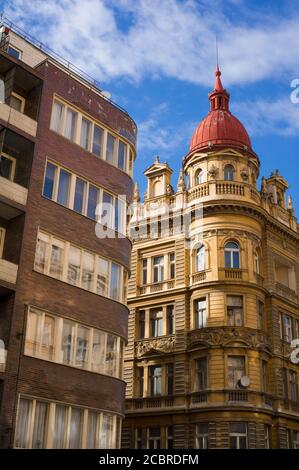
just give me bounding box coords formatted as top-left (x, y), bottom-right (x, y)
top-left (189, 66), bottom-right (252, 154)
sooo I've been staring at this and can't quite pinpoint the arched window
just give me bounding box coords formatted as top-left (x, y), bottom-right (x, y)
top-left (224, 164), bottom-right (234, 181)
top-left (196, 245), bottom-right (205, 271)
top-left (225, 241), bottom-right (240, 269)
top-left (195, 168), bottom-right (205, 185)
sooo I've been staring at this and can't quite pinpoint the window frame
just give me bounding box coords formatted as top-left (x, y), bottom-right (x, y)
top-left (10, 91), bottom-right (26, 113)
top-left (0, 152), bottom-right (16, 181)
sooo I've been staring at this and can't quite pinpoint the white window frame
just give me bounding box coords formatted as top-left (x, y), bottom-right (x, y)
top-left (0, 152), bottom-right (16, 181)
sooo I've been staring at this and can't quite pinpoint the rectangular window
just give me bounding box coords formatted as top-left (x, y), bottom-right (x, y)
top-left (139, 310), bottom-right (145, 339)
top-left (76, 325), bottom-right (90, 369)
top-left (166, 364), bottom-right (174, 395)
top-left (34, 232), bottom-right (50, 273)
top-left (264, 425), bottom-right (271, 449)
top-left (167, 305), bottom-right (174, 335)
top-left (7, 45), bottom-right (22, 59)
top-left (10, 92), bottom-right (25, 113)
top-left (105, 334), bottom-right (118, 376)
top-left (106, 133), bottom-right (116, 164)
top-left (15, 398), bottom-right (32, 448)
top-left (227, 356), bottom-right (245, 389)
top-left (196, 423), bottom-right (209, 449)
top-left (137, 367), bottom-right (144, 397)
top-left (69, 407), bottom-right (83, 449)
top-left (49, 238), bottom-right (65, 280)
top-left (97, 257), bottom-right (109, 297)
top-left (261, 360), bottom-right (268, 393)
top-left (195, 357), bottom-right (207, 391)
top-left (118, 141), bottom-right (127, 171)
top-left (195, 298), bottom-right (207, 328)
top-left (293, 431), bottom-right (299, 449)
top-left (57, 169), bottom-right (71, 207)
top-left (149, 365), bottom-right (162, 396)
top-left (229, 422), bottom-right (247, 449)
top-left (51, 101), bottom-right (64, 133)
top-left (150, 309), bottom-right (163, 337)
top-left (142, 259), bottom-right (148, 285)
top-left (114, 197), bottom-right (126, 234)
top-left (153, 256), bottom-right (164, 283)
top-left (166, 426), bottom-right (173, 449)
top-left (91, 329), bottom-right (105, 374)
top-left (110, 263), bottom-right (121, 301)
top-left (289, 370), bottom-right (298, 401)
top-left (0, 153), bottom-right (15, 181)
top-left (227, 296), bottom-right (243, 327)
top-left (65, 108), bottom-right (77, 141)
top-left (73, 178), bottom-right (86, 214)
top-left (53, 404), bottom-right (68, 449)
top-left (101, 191), bottom-right (113, 228)
top-left (68, 245), bottom-right (81, 286)
top-left (32, 401), bottom-right (48, 449)
top-left (169, 252), bottom-right (175, 279)
top-left (92, 125), bottom-right (104, 157)
top-left (87, 185), bottom-right (99, 220)
top-left (148, 427), bottom-right (161, 449)
top-left (81, 251), bottom-right (95, 291)
top-left (86, 412), bottom-right (97, 448)
top-left (61, 320), bottom-right (74, 366)
top-left (283, 315), bottom-right (293, 342)
top-left (43, 162), bottom-right (57, 199)
top-left (80, 117), bottom-right (92, 150)
top-left (135, 429), bottom-right (143, 449)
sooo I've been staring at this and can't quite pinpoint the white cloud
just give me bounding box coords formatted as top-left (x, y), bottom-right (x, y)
top-left (4, 0), bottom-right (299, 86)
top-left (233, 97), bottom-right (299, 137)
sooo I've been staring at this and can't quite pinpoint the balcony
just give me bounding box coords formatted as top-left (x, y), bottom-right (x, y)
top-left (0, 258), bottom-right (18, 285)
top-left (0, 50), bottom-right (42, 138)
top-left (138, 279), bottom-right (175, 295)
top-left (0, 127), bottom-right (34, 211)
top-left (275, 282), bottom-right (297, 303)
top-left (126, 396), bottom-right (175, 412)
top-left (187, 181), bottom-right (262, 206)
top-left (0, 102), bottom-right (37, 137)
top-left (218, 268), bottom-right (247, 281)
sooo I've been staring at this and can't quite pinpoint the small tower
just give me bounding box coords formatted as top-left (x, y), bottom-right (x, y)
top-left (143, 156), bottom-right (173, 200)
top-left (265, 170), bottom-right (288, 207)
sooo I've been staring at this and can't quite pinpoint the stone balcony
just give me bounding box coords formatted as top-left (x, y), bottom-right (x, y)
top-left (0, 258), bottom-right (18, 285)
top-left (275, 282), bottom-right (298, 303)
top-left (0, 102), bottom-right (37, 138)
top-left (187, 181), bottom-right (261, 205)
top-left (0, 175), bottom-right (28, 206)
top-left (138, 279), bottom-right (175, 295)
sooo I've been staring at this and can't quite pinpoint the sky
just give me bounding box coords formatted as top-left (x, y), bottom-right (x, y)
top-left (2, 0), bottom-right (299, 213)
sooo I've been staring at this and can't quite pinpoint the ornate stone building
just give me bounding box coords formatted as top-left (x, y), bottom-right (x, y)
top-left (122, 67), bottom-right (299, 449)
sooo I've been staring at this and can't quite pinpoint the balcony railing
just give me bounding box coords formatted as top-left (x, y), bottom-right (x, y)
top-left (187, 183), bottom-right (209, 202)
top-left (191, 391), bottom-right (208, 404)
top-left (0, 102), bottom-right (37, 137)
top-left (0, 175), bottom-right (28, 206)
top-left (275, 282), bottom-right (297, 303)
top-left (218, 268), bottom-right (244, 281)
top-left (227, 390), bottom-right (248, 402)
top-left (126, 396), bottom-right (174, 411)
top-left (216, 182), bottom-right (245, 196)
top-left (192, 271), bottom-right (207, 284)
top-left (0, 258), bottom-right (18, 284)
top-left (138, 280), bottom-right (175, 295)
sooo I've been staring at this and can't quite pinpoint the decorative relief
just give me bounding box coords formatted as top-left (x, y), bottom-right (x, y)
top-left (240, 168), bottom-right (249, 180)
top-left (135, 337), bottom-right (176, 357)
top-left (188, 327), bottom-right (271, 351)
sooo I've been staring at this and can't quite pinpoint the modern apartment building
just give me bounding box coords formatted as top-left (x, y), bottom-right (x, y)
top-left (122, 67), bottom-right (299, 448)
top-left (0, 21), bottom-right (136, 448)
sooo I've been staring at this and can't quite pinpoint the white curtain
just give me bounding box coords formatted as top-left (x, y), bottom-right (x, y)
top-left (32, 401), bottom-right (48, 448)
top-left (86, 412), bottom-right (97, 448)
top-left (15, 398), bottom-right (31, 448)
top-left (53, 405), bottom-right (67, 448)
top-left (69, 408), bottom-right (83, 448)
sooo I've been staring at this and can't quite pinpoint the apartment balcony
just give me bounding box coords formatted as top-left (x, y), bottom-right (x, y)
top-left (218, 268), bottom-right (248, 281)
top-left (0, 50), bottom-right (42, 138)
top-left (126, 396), bottom-right (176, 412)
top-left (275, 282), bottom-right (297, 303)
top-left (0, 258), bottom-right (18, 285)
top-left (138, 279), bottom-right (176, 296)
top-left (0, 127), bottom-right (34, 212)
top-left (189, 390), bottom-right (275, 410)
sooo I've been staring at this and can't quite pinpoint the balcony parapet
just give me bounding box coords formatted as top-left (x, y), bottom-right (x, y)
top-left (0, 175), bottom-right (28, 206)
top-left (0, 102), bottom-right (37, 137)
top-left (135, 336), bottom-right (176, 357)
top-left (138, 279), bottom-right (175, 295)
top-left (275, 282), bottom-right (297, 303)
top-left (0, 258), bottom-right (18, 285)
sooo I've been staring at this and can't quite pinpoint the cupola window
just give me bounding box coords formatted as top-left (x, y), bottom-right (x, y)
top-left (225, 241), bottom-right (240, 269)
top-left (195, 168), bottom-right (205, 185)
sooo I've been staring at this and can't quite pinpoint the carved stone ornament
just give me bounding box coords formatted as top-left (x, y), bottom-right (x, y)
top-left (208, 165), bottom-right (219, 178)
top-left (135, 337), bottom-right (176, 357)
top-left (188, 327), bottom-right (271, 352)
top-left (240, 168), bottom-right (249, 180)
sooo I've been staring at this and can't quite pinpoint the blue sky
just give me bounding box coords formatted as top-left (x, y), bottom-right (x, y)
top-left (2, 0), bottom-right (299, 212)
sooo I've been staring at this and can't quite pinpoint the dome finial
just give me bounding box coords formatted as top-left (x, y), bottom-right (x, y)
top-left (214, 64), bottom-right (224, 92)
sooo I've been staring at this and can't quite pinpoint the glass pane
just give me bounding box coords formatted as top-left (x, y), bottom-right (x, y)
top-left (53, 405), bottom-right (68, 448)
top-left (97, 257), bottom-right (109, 296)
top-left (61, 320), bottom-right (74, 365)
top-left (225, 251), bottom-right (232, 268)
top-left (110, 263), bottom-right (121, 301)
top-left (105, 334), bottom-right (118, 376)
top-left (101, 191), bottom-right (113, 228)
top-left (92, 125), bottom-right (104, 157)
top-left (118, 141), bottom-right (127, 171)
top-left (41, 315), bottom-right (55, 360)
top-left (81, 251), bottom-right (95, 291)
top-left (49, 241), bottom-right (64, 279)
top-left (80, 117), bottom-right (91, 150)
top-left (57, 169), bottom-right (71, 206)
top-left (65, 109), bottom-right (77, 141)
top-left (68, 245), bottom-right (81, 286)
top-left (15, 398), bottom-right (31, 448)
top-left (87, 185), bottom-right (99, 220)
top-left (43, 162), bottom-right (56, 199)
top-left (86, 412), bottom-right (97, 448)
top-left (69, 408), bottom-right (83, 449)
top-left (92, 329), bottom-right (106, 373)
top-left (25, 310), bottom-right (41, 356)
top-left (51, 101), bottom-right (64, 133)
top-left (233, 251), bottom-right (240, 268)
top-left (100, 414), bottom-right (114, 449)
top-left (7, 46), bottom-right (21, 59)
top-left (32, 401), bottom-right (48, 449)
top-left (34, 237), bottom-right (49, 273)
top-left (106, 133), bottom-right (116, 164)
top-left (76, 325), bottom-right (90, 368)
top-left (0, 155), bottom-right (14, 180)
top-left (73, 178), bottom-right (86, 214)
